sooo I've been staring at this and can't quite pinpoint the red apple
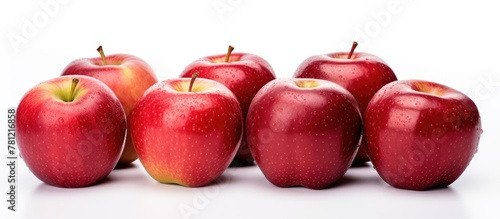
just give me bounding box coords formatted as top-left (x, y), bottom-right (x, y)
top-left (16, 75), bottom-right (127, 188)
top-left (294, 42), bottom-right (397, 164)
top-left (364, 80), bottom-right (482, 190)
top-left (180, 45), bottom-right (276, 166)
top-left (129, 75), bottom-right (243, 187)
top-left (61, 46), bottom-right (158, 164)
top-left (246, 78), bottom-right (362, 189)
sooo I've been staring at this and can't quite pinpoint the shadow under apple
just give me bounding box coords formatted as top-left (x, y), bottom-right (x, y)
top-left (114, 161), bottom-right (139, 170)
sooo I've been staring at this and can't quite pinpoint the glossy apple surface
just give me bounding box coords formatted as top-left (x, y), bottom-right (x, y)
top-left (16, 75), bottom-right (127, 188)
top-left (246, 78), bottom-right (362, 189)
top-left (364, 80), bottom-right (481, 190)
top-left (62, 47), bottom-right (158, 164)
top-left (180, 47), bottom-right (276, 166)
top-left (294, 49), bottom-right (397, 164)
top-left (130, 77), bottom-right (243, 187)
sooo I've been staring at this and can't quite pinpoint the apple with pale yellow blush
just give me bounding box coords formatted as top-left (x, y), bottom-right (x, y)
top-left (129, 74), bottom-right (243, 187)
top-left (61, 46), bottom-right (158, 164)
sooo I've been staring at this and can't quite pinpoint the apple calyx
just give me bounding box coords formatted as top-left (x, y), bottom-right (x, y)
top-left (295, 80), bottom-right (320, 89)
top-left (225, 45), bottom-right (235, 62)
top-left (55, 78), bottom-right (80, 102)
top-left (189, 73), bottom-right (200, 92)
top-left (347, 41), bottom-right (358, 59)
top-left (413, 82), bottom-right (446, 96)
top-left (97, 45), bottom-right (108, 65)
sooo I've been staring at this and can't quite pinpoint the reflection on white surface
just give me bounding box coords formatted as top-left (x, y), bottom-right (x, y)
top-left (16, 161), bottom-right (478, 219)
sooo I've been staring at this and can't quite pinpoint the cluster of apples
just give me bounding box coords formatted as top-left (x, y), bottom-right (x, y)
top-left (16, 42), bottom-right (482, 191)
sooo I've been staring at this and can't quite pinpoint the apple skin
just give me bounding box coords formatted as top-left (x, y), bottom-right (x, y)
top-left (16, 75), bottom-right (127, 188)
top-left (61, 53), bottom-right (158, 164)
top-left (246, 78), bottom-right (362, 189)
top-left (180, 52), bottom-right (276, 166)
top-left (129, 77), bottom-right (243, 187)
top-left (364, 80), bottom-right (482, 190)
top-left (294, 52), bottom-right (397, 164)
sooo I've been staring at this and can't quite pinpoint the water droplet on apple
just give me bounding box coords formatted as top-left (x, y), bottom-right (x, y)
top-left (190, 106), bottom-right (195, 111)
top-left (181, 114), bottom-right (186, 119)
top-left (58, 118), bottom-right (64, 123)
top-left (200, 103), bottom-right (205, 109)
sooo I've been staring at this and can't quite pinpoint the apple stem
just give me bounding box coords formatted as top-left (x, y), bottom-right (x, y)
top-left (224, 45), bottom-right (234, 62)
top-left (69, 78), bottom-right (79, 102)
top-left (97, 45), bottom-right (108, 65)
top-left (347, 41), bottom-right (358, 59)
top-left (189, 73), bottom-right (199, 92)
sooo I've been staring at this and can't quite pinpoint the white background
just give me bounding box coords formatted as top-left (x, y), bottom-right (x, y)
top-left (1, 0), bottom-right (500, 218)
